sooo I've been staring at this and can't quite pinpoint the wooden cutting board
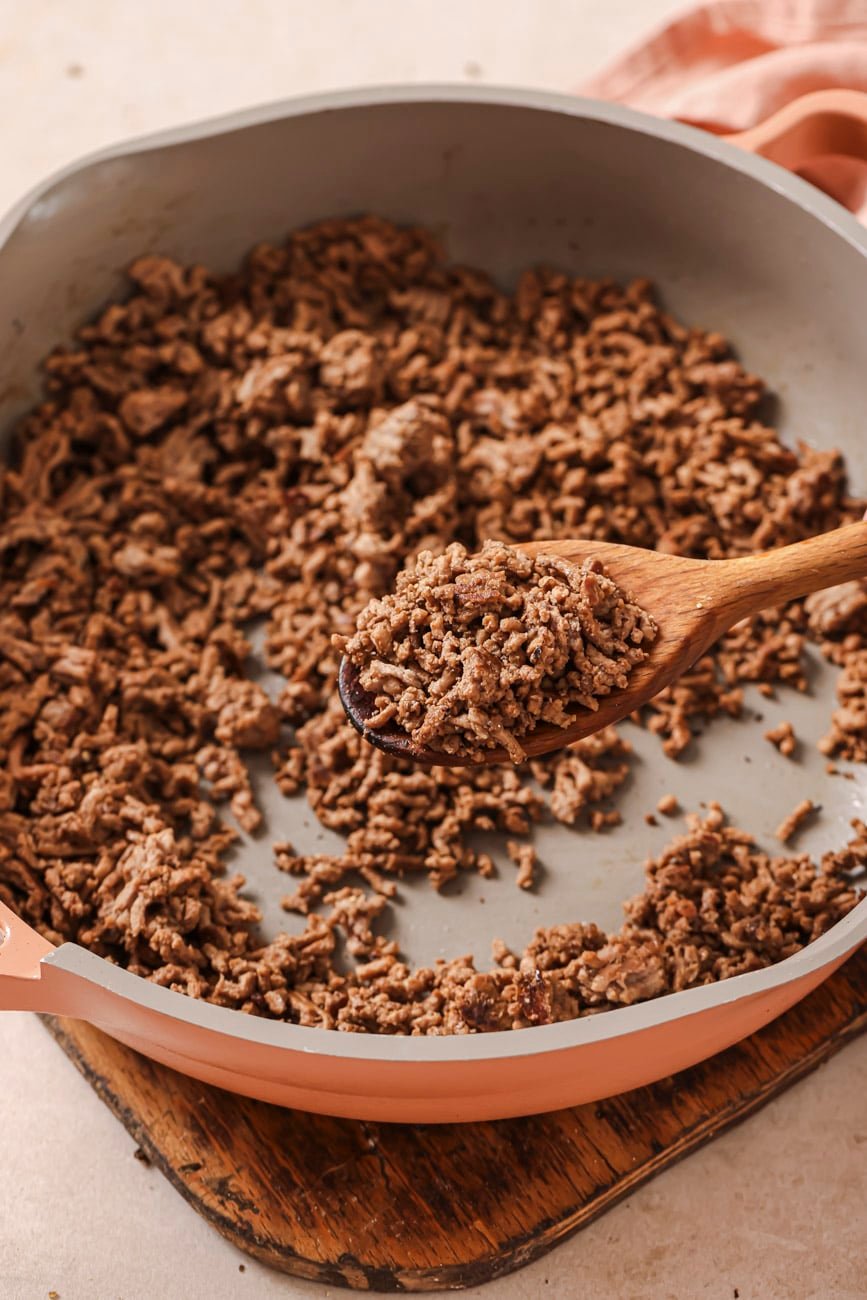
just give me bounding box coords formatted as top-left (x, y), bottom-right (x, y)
top-left (42, 945), bottom-right (866, 1293)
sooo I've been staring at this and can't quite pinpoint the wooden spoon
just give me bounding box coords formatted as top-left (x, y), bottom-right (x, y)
top-left (338, 521), bottom-right (867, 767)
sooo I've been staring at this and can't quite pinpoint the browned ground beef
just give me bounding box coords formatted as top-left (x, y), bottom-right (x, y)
top-left (0, 215), bottom-right (863, 1034)
top-left (765, 720), bottom-right (797, 757)
top-left (776, 797), bottom-right (818, 845)
top-left (335, 540), bottom-right (657, 762)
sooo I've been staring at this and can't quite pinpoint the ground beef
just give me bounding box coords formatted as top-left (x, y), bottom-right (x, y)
top-left (335, 540), bottom-right (656, 762)
top-left (820, 650), bottom-right (867, 761)
top-left (529, 726), bottom-right (633, 828)
top-left (765, 720), bottom-right (797, 757)
top-left (507, 839), bottom-right (538, 891)
top-left (776, 798), bottom-right (818, 845)
top-left (274, 695), bottom-right (543, 891)
top-left (0, 215), bottom-right (863, 1034)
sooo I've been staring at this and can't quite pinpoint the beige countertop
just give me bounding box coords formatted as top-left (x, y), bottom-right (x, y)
top-left (1, 3), bottom-right (865, 1297)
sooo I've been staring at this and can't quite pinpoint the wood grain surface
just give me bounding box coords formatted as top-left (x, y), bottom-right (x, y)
top-left (43, 945), bottom-right (867, 1293)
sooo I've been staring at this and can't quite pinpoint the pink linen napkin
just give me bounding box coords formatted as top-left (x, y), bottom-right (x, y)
top-left (581, 0), bottom-right (867, 218)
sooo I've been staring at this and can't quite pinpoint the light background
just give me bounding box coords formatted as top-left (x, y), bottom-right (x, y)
top-left (0, 3), bottom-right (865, 1298)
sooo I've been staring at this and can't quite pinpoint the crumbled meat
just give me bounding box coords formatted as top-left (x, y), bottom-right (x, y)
top-left (274, 695), bottom-right (543, 891)
top-left (819, 650), bottom-right (867, 760)
top-left (764, 720), bottom-right (797, 758)
top-left (319, 330), bottom-right (384, 406)
top-left (805, 581), bottom-right (867, 639)
top-left (0, 215), bottom-right (862, 1034)
top-left (589, 808), bottom-right (623, 832)
top-left (119, 386), bottom-right (188, 437)
top-left (336, 541), bottom-right (657, 763)
top-left (204, 674), bottom-right (281, 749)
top-left (530, 727), bottom-right (633, 827)
top-left (656, 793), bottom-right (679, 816)
top-left (507, 839), bottom-right (538, 890)
top-left (621, 803), bottom-right (860, 991)
top-left (822, 818), bottom-right (867, 878)
top-left (775, 798), bottom-right (818, 845)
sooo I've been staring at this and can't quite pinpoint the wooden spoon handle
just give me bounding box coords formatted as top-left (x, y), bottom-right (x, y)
top-left (719, 521), bottom-right (867, 623)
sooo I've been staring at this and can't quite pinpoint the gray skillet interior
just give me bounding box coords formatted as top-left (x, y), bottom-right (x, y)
top-left (1, 88), bottom-right (865, 975)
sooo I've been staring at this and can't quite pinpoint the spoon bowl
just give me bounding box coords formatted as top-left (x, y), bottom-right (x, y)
top-left (339, 523), bottom-right (867, 766)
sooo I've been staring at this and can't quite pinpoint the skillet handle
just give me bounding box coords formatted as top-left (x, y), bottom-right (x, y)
top-left (0, 900), bottom-right (57, 1010)
top-left (724, 88), bottom-right (867, 168)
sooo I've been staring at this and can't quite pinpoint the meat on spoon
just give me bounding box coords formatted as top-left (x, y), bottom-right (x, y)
top-left (338, 522), bottom-right (867, 766)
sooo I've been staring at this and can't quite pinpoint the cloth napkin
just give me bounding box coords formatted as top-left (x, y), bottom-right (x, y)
top-left (581, 0), bottom-right (867, 218)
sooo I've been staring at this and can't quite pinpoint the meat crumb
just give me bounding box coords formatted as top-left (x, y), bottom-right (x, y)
top-left (589, 809), bottom-right (622, 832)
top-left (656, 794), bottom-right (679, 816)
top-left (492, 937), bottom-right (518, 968)
top-left (0, 215), bottom-right (862, 1036)
top-left (336, 541), bottom-right (657, 763)
top-left (764, 720), bottom-right (797, 757)
top-left (507, 839), bottom-right (538, 890)
top-left (530, 728), bottom-right (633, 830)
top-left (776, 798), bottom-right (818, 844)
